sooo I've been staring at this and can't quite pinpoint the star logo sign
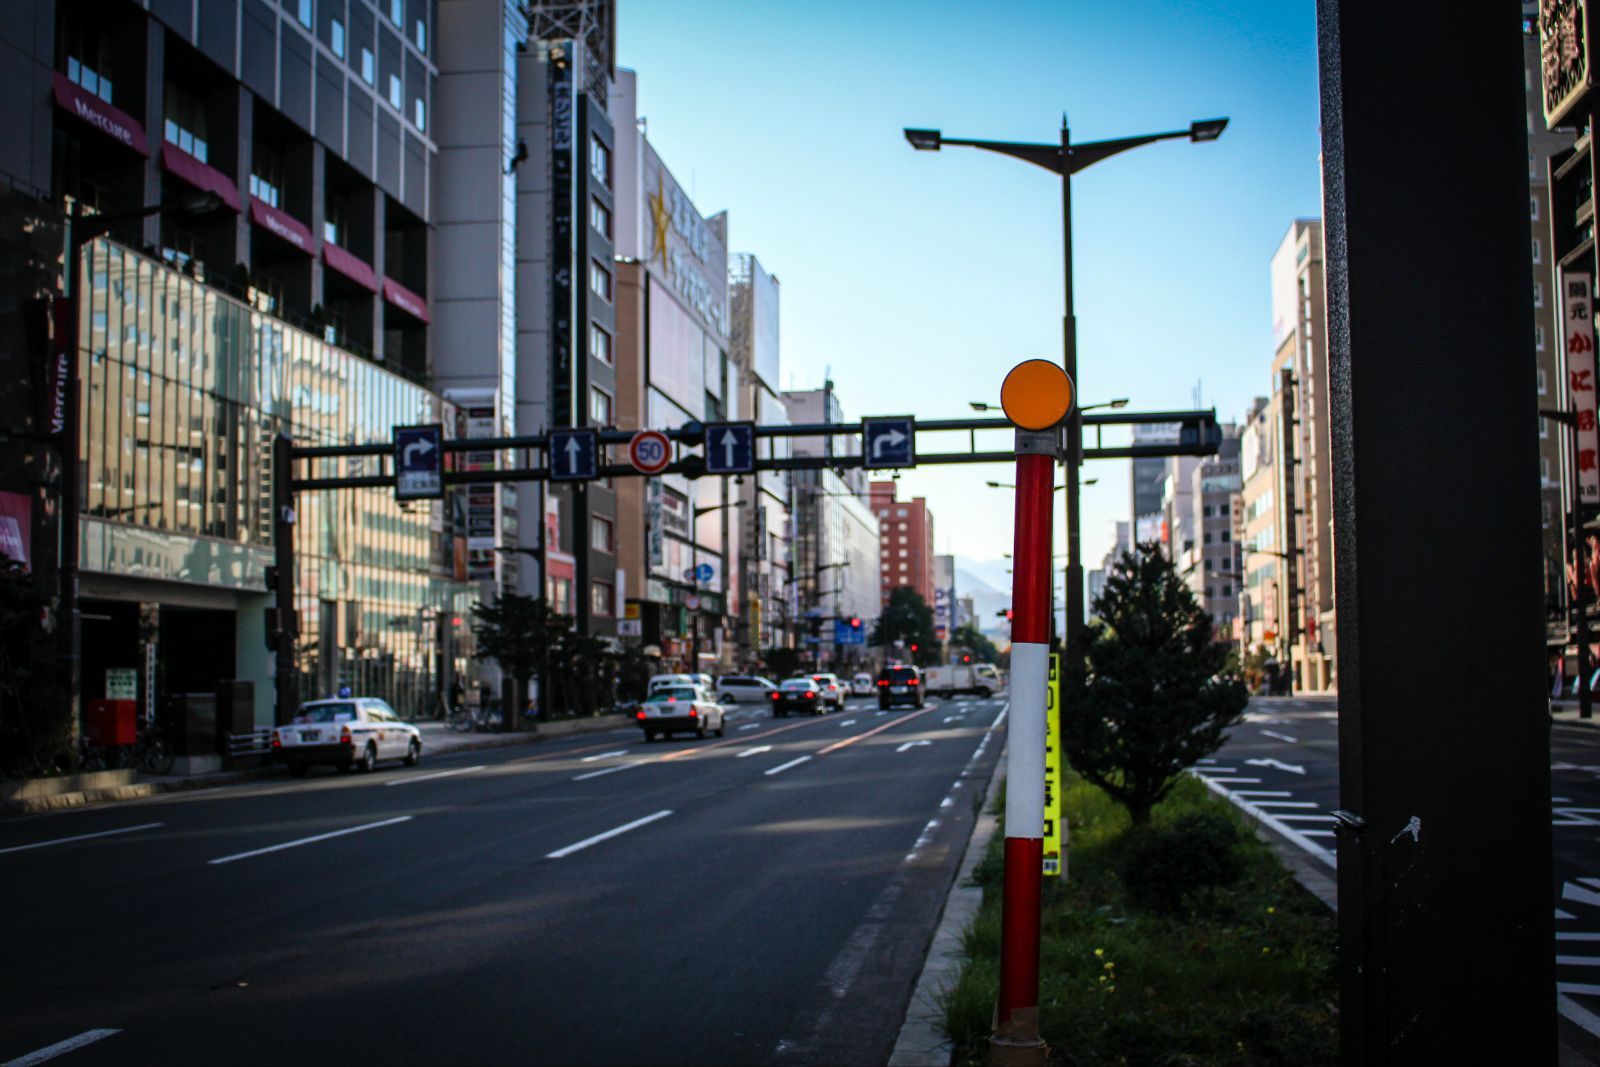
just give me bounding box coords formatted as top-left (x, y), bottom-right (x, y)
top-left (648, 173), bottom-right (671, 267)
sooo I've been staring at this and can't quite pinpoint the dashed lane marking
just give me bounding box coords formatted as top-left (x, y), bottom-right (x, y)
top-left (386, 765), bottom-right (485, 786)
top-left (208, 816), bottom-right (412, 866)
top-left (579, 750), bottom-right (629, 763)
top-left (737, 746), bottom-right (773, 759)
top-left (572, 762), bottom-right (642, 782)
top-left (0, 823), bottom-right (164, 857)
top-left (546, 810), bottom-right (672, 859)
top-left (3, 1029), bottom-right (122, 1067)
top-left (764, 756), bottom-right (812, 777)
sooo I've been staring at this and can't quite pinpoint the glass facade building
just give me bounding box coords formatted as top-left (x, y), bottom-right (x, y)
top-left (77, 238), bottom-right (472, 722)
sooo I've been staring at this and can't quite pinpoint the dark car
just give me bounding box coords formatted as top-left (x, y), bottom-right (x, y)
top-left (771, 678), bottom-right (824, 717)
top-left (876, 665), bottom-right (925, 710)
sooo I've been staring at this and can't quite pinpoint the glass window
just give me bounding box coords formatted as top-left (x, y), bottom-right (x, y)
top-left (415, 19), bottom-right (426, 52)
top-left (414, 97), bottom-right (425, 131)
top-left (590, 324), bottom-right (612, 365)
top-left (590, 259), bottom-right (612, 302)
top-left (164, 84), bottom-right (209, 163)
top-left (390, 0), bottom-right (403, 27)
top-left (548, 577), bottom-right (572, 615)
top-left (324, 193), bottom-right (348, 246)
top-left (249, 145), bottom-right (283, 209)
top-left (591, 515), bottom-right (613, 552)
top-left (589, 197), bottom-right (612, 239)
top-left (589, 386), bottom-right (612, 426)
top-left (388, 73), bottom-right (403, 111)
top-left (331, 18), bottom-right (345, 58)
top-left (63, 23), bottom-right (115, 104)
top-left (591, 581), bottom-right (614, 617)
top-left (360, 48), bottom-right (375, 86)
top-left (590, 135), bottom-right (611, 188)
top-left (297, 0), bottom-right (313, 29)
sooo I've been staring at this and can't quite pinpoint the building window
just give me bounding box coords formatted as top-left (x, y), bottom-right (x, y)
top-left (1541, 414), bottom-right (1550, 440)
top-left (297, 0), bottom-right (313, 30)
top-left (388, 74), bottom-right (403, 111)
top-left (548, 577), bottom-right (572, 615)
top-left (1533, 237), bottom-right (1542, 263)
top-left (899, 562), bottom-right (908, 571)
top-left (331, 18), bottom-right (345, 58)
top-left (896, 508), bottom-right (907, 518)
top-left (590, 324), bottom-right (612, 365)
top-left (898, 549), bottom-right (908, 558)
top-left (62, 23), bottom-right (115, 105)
top-left (1535, 280), bottom-right (1544, 308)
top-left (591, 581), bottom-right (614, 617)
top-left (249, 145), bottom-right (283, 208)
top-left (325, 193), bottom-right (348, 246)
top-left (590, 135), bottom-right (611, 188)
top-left (1538, 367), bottom-right (1548, 394)
top-left (415, 18), bottom-right (427, 52)
top-left (1532, 196), bottom-right (1540, 221)
top-left (591, 515), bottom-right (613, 553)
top-left (590, 259), bottom-right (612, 302)
top-left (389, 0), bottom-right (403, 28)
top-left (589, 386), bottom-right (612, 426)
top-left (360, 48), bottom-right (375, 86)
top-left (414, 97), bottom-right (426, 131)
top-left (1543, 456), bottom-right (1552, 479)
top-left (590, 197), bottom-right (612, 239)
top-left (164, 85), bottom-right (209, 163)
top-left (1537, 324), bottom-right (1546, 351)
top-left (1221, 530), bottom-right (1231, 543)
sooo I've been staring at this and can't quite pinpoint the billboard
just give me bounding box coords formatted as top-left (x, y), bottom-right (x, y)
top-left (1564, 270), bottom-right (1598, 507)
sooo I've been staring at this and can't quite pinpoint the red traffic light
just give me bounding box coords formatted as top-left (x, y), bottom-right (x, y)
top-left (850, 617), bottom-right (861, 628)
top-left (910, 643), bottom-right (918, 652)
top-left (962, 654), bottom-right (971, 663)
top-left (1005, 609), bottom-right (1014, 621)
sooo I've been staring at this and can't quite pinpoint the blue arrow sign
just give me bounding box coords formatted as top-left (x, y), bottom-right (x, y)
top-left (393, 424), bottom-right (444, 500)
top-left (549, 428), bottom-right (598, 481)
top-left (863, 417), bottom-right (915, 469)
top-left (694, 562), bottom-right (714, 583)
top-left (704, 421), bottom-right (756, 475)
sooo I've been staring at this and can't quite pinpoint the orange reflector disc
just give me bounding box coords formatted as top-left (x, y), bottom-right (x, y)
top-left (1000, 360), bottom-right (1075, 430)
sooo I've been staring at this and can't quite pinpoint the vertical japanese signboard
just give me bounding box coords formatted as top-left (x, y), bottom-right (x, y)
top-left (1564, 270), bottom-right (1598, 506)
top-left (1043, 652), bottom-right (1064, 878)
top-left (549, 53), bottom-right (575, 428)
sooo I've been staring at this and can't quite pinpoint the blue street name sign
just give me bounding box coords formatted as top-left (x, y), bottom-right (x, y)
top-left (394, 424), bottom-right (444, 500)
top-left (550, 428), bottom-right (599, 481)
top-left (704, 421), bottom-right (756, 475)
top-left (863, 417), bottom-right (915, 469)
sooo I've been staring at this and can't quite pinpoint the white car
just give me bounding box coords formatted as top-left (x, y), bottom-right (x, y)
top-left (635, 686), bottom-right (726, 741)
top-left (850, 673), bottom-right (874, 697)
top-left (715, 675), bottom-right (778, 704)
top-left (807, 673), bottom-right (847, 711)
top-left (647, 673), bottom-right (697, 694)
top-left (273, 698), bottom-right (421, 776)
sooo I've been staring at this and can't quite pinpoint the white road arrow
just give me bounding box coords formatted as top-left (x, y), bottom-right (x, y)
top-left (872, 427), bottom-right (908, 460)
top-left (737, 745), bottom-right (773, 759)
top-left (896, 740), bottom-right (932, 753)
top-left (402, 437), bottom-right (435, 467)
top-left (719, 429), bottom-right (740, 469)
top-left (838, 719), bottom-right (856, 727)
top-left (1245, 757), bottom-right (1306, 775)
top-left (564, 435), bottom-right (584, 473)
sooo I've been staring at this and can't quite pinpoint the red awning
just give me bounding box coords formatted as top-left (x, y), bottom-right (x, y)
top-left (383, 278), bottom-right (430, 324)
top-left (322, 242), bottom-right (377, 292)
top-left (158, 143), bottom-right (241, 212)
top-left (249, 197), bottom-right (316, 255)
top-left (52, 73), bottom-right (149, 157)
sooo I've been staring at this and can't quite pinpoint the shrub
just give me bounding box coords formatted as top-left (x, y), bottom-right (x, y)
top-left (1120, 809), bottom-right (1245, 913)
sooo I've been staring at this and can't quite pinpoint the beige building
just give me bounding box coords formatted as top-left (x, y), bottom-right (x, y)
top-left (1239, 395), bottom-right (1282, 656)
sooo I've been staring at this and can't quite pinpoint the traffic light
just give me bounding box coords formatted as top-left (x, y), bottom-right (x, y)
top-left (962, 654), bottom-right (971, 663)
top-left (910, 643), bottom-right (918, 653)
top-left (849, 616), bottom-right (861, 629)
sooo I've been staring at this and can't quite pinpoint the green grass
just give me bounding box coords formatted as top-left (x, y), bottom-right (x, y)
top-left (943, 774), bottom-right (1337, 1066)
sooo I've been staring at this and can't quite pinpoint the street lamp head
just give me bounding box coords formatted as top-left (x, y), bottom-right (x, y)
top-left (175, 191), bottom-right (226, 215)
top-left (969, 401), bottom-right (994, 412)
top-left (904, 128), bottom-right (942, 151)
top-left (1189, 118), bottom-right (1229, 143)
top-left (1108, 398), bottom-right (1130, 409)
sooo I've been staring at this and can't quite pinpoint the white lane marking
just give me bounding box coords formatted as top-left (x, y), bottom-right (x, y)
top-left (1260, 730), bottom-right (1299, 743)
top-left (386, 764), bottom-right (485, 786)
top-left (579, 750), bottom-right (629, 763)
top-left (1556, 796), bottom-right (1574, 803)
top-left (1197, 758), bottom-right (1218, 764)
top-left (839, 719), bottom-right (856, 728)
top-left (1581, 878), bottom-right (1600, 890)
top-left (3, 1029), bottom-right (123, 1067)
top-left (1199, 777), bottom-right (1262, 785)
top-left (990, 703), bottom-right (1009, 729)
top-left (940, 797), bottom-right (954, 809)
top-left (1566, 882), bottom-right (1600, 908)
top-left (1302, 829), bottom-right (1336, 838)
top-left (1560, 908), bottom-right (1579, 920)
top-left (0, 822), bottom-right (164, 857)
top-left (1191, 772), bottom-right (1334, 868)
top-left (1245, 757), bottom-right (1306, 775)
top-left (765, 756), bottom-right (812, 777)
top-left (737, 746), bottom-right (773, 759)
top-left (1559, 956), bottom-right (1600, 967)
top-left (905, 817), bottom-right (941, 862)
top-left (943, 715), bottom-right (964, 723)
top-left (739, 723), bottom-right (762, 731)
top-left (896, 740), bottom-right (933, 754)
top-left (546, 810), bottom-right (673, 859)
top-left (1249, 801), bottom-right (1321, 809)
top-left (208, 816), bottom-right (413, 866)
top-left (1232, 790), bottom-right (1293, 798)
top-left (573, 761), bottom-right (642, 782)
top-left (1559, 933), bottom-right (1600, 941)
top-left (1274, 813), bottom-right (1337, 823)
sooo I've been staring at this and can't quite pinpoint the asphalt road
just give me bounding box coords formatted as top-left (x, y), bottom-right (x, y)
top-left (0, 693), bottom-right (1008, 1067)
top-left (1202, 696), bottom-right (1600, 1037)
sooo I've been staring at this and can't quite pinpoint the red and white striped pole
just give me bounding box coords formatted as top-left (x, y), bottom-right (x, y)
top-left (993, 360), bottom-right (1073, 1065)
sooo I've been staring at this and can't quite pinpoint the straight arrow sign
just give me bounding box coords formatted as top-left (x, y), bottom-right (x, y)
top-left (896, 740), bottom-right (933, 753)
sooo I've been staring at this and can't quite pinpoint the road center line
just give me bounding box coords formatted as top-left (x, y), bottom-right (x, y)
top-left (208, 816), bottom-right (413, 865)
top-left (545, 810), bottom-right (672, 858)
top-left (765, 756), bottom-right (812, 776)
top-left (737, 746), bottom-right (773, 759)
top-left (579, 750), bottom-right (629, 763)
top-left (385, 765), bottom-right (485, 786)
top-left (0, 823), bottom-right (164, 857)
top-left (573, 761), bottom-right (641, 781)
top-left (818, 705), bottom-right (941, 756)
top-left (3, 1029), bottom-right (122, 1067)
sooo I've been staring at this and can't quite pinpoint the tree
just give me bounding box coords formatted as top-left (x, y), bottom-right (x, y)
top-left (762, 646), bottom-right (805, 680)
top-left (1062, 544), bottom-right (1249, 825)
top-left (0, 562), bottom-right (68, 777)
top-left (950, 623), bottom-right (1000, 664)
top-left (471, 592), bottom-right (569, 727)
top-left (871, 587), bottom-right (940, 666)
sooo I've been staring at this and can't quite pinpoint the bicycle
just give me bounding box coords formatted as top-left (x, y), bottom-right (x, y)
top-left (77, 735), bottom-right (109, 773)
top-left (449, 702), bottom-right (478, 732)
top-left (128, 721), bottom-right (175, 775)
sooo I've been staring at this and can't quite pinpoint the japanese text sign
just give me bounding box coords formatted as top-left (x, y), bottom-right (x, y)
top-left (1565, 270), bottom-right (1598, 506)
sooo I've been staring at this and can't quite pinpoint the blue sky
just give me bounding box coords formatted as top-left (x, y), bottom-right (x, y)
top-left (616, 1), bottom-right (1323, 596)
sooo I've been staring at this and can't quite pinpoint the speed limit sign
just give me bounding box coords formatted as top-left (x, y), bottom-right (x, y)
top-left (628, 429), bottom-right (671, 475)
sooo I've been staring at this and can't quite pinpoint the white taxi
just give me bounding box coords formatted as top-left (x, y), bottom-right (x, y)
top-left (635, 686), bottom-right (726, 741)
top-left (273, 698), bottom-right (422, 776)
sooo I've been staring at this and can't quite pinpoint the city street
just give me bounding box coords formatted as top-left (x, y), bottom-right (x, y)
top-left (1199, 696), bottom-right (1600, 1037)
top-left (0, 694), bottom-right (1006, 1067)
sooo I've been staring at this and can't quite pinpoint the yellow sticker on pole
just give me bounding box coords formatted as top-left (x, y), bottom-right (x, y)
top-left (1043, 652), bottom-right (1064, 878)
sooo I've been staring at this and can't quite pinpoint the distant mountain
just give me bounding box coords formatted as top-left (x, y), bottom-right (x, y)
top-left (956, 560), bottom-right (1010, 636)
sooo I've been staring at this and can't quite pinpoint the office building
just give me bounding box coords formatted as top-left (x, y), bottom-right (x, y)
top-left (870, 480), bottom-right (935, 608)
top-left (1182, 427), bottom-right (1243, 633)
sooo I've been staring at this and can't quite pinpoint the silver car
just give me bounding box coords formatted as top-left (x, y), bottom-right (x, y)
top-left (635, 686), bottom-right (726, 741)
top-left (273, 698), bottom-right (422, 776)
top-left (715, 675), bottom-right (778, 704)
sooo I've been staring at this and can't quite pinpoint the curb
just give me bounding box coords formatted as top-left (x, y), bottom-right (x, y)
top-left (887, 741), bottom-right (1006, 1067)
top-left (2, 715), bottom-right (632, 816)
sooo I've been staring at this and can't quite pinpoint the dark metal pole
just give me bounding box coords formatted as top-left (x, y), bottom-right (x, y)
top-left (272, 434), bottom-right (298, 726)
top-left (1318, 2), bottom-right (1553, 1059)
top-left (1060, 124), bottom-right (1084, 656)
top-left (59, 209), bottom-right (84, 757)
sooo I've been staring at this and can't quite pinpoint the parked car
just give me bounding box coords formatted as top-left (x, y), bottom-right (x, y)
top-left (635, 686), bottom-right (726, 741)
top-left (273, 698), bottom-right (421, 776)
top-left (850, 673), bottom-right (874, 696)
top-left (876, 665), bottom-right (925, 710)
top-left (772, 678), bottom-right (825, 717)
top-left (924, 664), bottom-right (998, 698)
top-left (807, 673), bottom-right (847, 711)
top-left (716, 675), bottom-right (778, 704)
top-left (647, 673), bottom-right (697, 695)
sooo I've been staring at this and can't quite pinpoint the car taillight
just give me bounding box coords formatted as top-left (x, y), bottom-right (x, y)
top-left (806, 691), bottom-right (815, 699)
top-left (637, 710), bottom-right (647, 720)
top-left (771, 692), bottom-right (780, 701)
top-left (271, 730), bottom-right (281, 748)
top-left (689, 708), bottom-right (699, 718)
top-left (340, 725), bottom-right (352, 744)
top-left (877, 680), bottom-right (887, 687)
top-left (908, 679), bottom-right (919, 686)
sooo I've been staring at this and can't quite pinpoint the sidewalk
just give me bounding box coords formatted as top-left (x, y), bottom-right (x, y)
top-left (1, 713), bottom-right (632, 815)
top-left (1553, 700), bottom-right (1600, 728)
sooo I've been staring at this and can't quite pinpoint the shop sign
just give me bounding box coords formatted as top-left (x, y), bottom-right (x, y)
top-left (52, 73), bottom-right (149, 156)
top-left (1542, 0), bottom-right (1594, 129)
top-left (106, 668), bottom-right (137, 701)
top-left (1564, 270), bottom-right (1598, 506)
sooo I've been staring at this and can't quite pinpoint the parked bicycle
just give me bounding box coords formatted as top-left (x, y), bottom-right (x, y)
top-left (126, 721), bottom-right (174, 775)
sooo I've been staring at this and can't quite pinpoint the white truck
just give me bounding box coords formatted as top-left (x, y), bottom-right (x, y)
top-left (924, 663), bottom-right (1002, 698)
